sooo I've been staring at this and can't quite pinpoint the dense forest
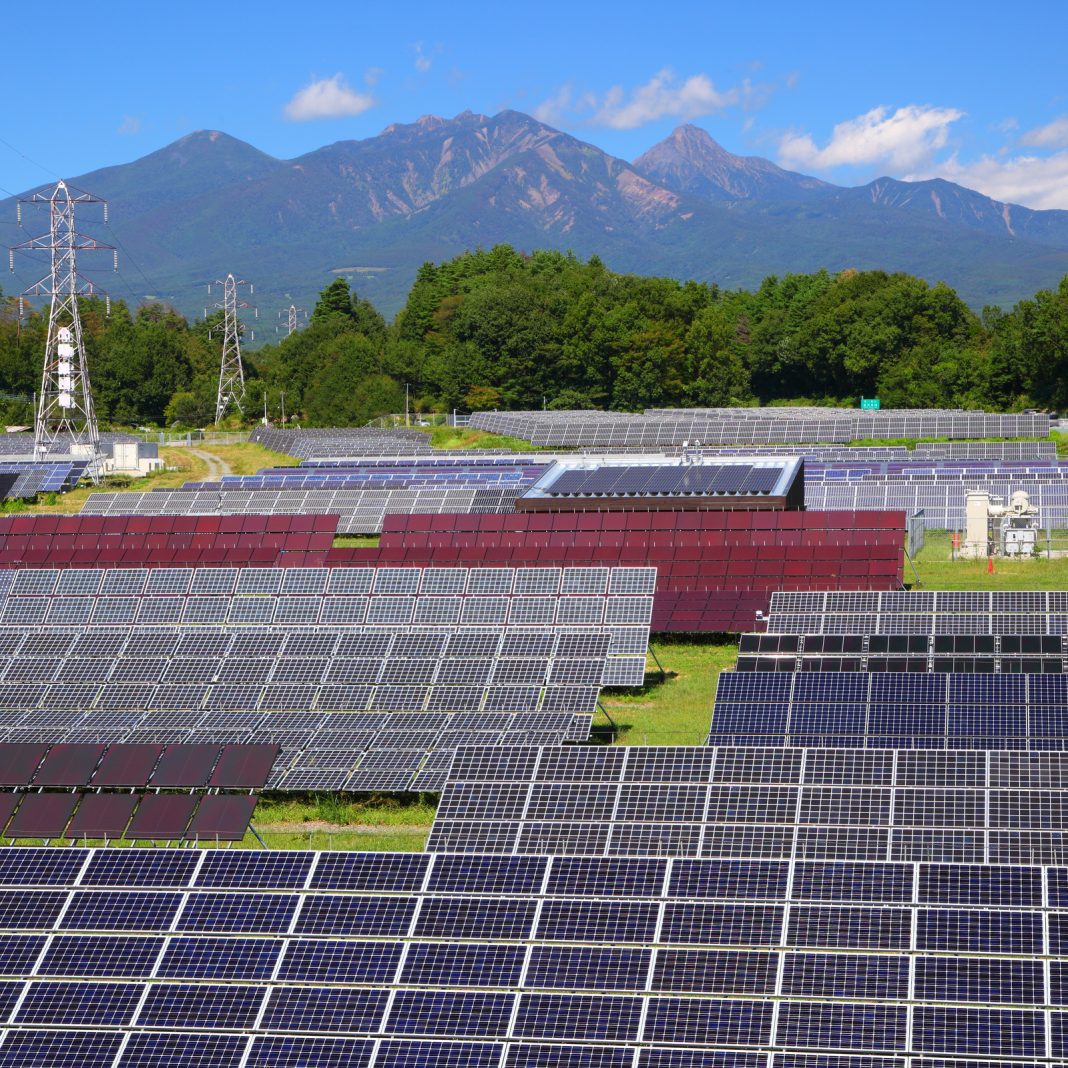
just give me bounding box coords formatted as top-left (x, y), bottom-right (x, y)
top-left (2, 246), bottom-right (1067, 428)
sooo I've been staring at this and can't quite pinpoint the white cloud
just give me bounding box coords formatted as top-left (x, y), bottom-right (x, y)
top-left (779, 104), bottom-right (965, 172)
top-left (533, 69), bottom-right (748, 130)
top-left (914, 151), bottom-right (1068, 210)
top-left (117, 115), bottom-right (142, 136)
top-left (283, 74), bottom-right (375, 121)
top-left (533, 83), bottom-right (574, 126)
top-left (1020, 115), bottom-right (1068, 149)
top-left (364, 67), bottom-right (384, 87)
top-left (593, 70), bottom-right (739, 129)
top-left (413, 42), bottom-right (431, 72)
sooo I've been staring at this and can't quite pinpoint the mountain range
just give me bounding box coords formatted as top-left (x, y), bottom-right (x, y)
top-left (4, 110), bottom-right (1068, 324)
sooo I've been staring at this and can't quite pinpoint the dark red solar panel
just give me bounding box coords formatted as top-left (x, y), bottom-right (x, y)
top-left (150, 745), bottom-right (223, 788)
top-left (208, 745), bottom-right (279, 789)
top-left (127, 794), bottom-right (198, 840)
top-left (0, 745), bottom-right (49, 787)
top-left (32, 744), bottom-right (107, 787)
top-left (66, 793), bottom-right (138, 839)
top-left (90, 745), bottom-right (163, 787)
top-left (7, 794), bottom-right (78, 839)
top-left (186, 795), bottom-right (258, 842)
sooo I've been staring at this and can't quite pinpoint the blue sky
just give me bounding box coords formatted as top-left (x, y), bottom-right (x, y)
top-left (3, 0), bottom-right (1068, 208)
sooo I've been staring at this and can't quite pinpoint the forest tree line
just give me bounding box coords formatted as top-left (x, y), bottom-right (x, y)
top-left (1, 245), bottom-right (1067, 428)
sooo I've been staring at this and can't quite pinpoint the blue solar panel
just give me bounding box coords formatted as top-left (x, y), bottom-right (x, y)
top-left (37, 935), bottom-right (160, 978)
top-left (652, 949), bottom-right (777, 994)
top-left (414, 897), bottom-right (537, 939)
top-left (912, 1006), bottom-right (1045, 1057)
top-left (918, 864), bottom-right (1042, 905)
top-left (118, 1033), bottom-right (249, 1068)
top-left (374, 1041), bottom-right (503, 1068)
top-left (668, 860), bottom-right (788, 900)
top-left (513, 993), bottom-right (643, 1041)
top-left (0, 1030), bottom-right (123, 1068)
top-left (136, 982), bottom-right (265, 1029)
top-left (276, 939), bottom-right (403, 984)
top-left (400, 942), bottom-right (526, 987)
top-left (387, 990), bottom-right (515, 1037)
top-left (176, 892), bottom-right (298, 933)
top-left (918, 908), bottom-right (1043, 953)
top-left (14, 980), bottom-right (140, 1025)
top-left (156, 936), bottom-right (282, 979)
top-left (775, 1002), bottom-right (907, 1052)
top-left (508, 1045), bottom-right (634, 1068)
top-left (195, 851), bottom-right (315, 888)
top-left (526, 945), bottom-right (651, 990)
top-left (642, 997), bottom-right (773, 1046)
top-left (0, 848), bottom-right (87, 886)
top-left (661, 903), bottom-right (784, 945)
top-left (310, 852), bottom-right (429, 891)
top-left (0, 934), bottom-right (46, 975)
top-left (535, 899), bottom-right (659, 943)
top-left (245, 1036), bottom-right (375, 1068)
top-left (426, 854), bottom-right (546, 894)
top-left (294, 894), bottom-right (416, 936)
top-left (546, 856), bottom-right (666, 897)
top-left (80, 849), bottom-right (200, 888)
top-left (260, 986), bottom-right (390, 1032)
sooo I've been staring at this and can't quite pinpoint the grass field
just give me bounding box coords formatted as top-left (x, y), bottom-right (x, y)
top-left (911, 529), bottom-right (1068, 589)
top-left (14, 442), bottom-right (298, 515)
top-left (429, 427), bottom-right (536, 451)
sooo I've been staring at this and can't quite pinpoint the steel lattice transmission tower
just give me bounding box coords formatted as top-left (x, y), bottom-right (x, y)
top-left (207, 273), bottom-right (255, 424)
top-left (8, 181), bottom-right (115, 471)
top-left (283, 303), bottom-right (307, 337)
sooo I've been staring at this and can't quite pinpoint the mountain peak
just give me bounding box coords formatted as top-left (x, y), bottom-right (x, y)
top-left (635, 125), bottom-right (833, 202)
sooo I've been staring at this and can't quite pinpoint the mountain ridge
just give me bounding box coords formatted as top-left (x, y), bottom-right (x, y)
top-left (3, 110), bottom-right (1068, 320)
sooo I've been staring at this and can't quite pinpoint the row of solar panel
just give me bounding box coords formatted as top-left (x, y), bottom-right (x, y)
top-left (543, 464), bottom-right (787, 497)
top-left (381, 510), bottom-right (908, 533)
top-left (771, 589), bottom-right (1068, 613)
top-left (0, 710), bottom-right (590, 793)
top-left (0, 791), bottom-right (256, 841)
top-left (0, 626), bottom-right (614, 662)
top-left (739, 654), bottom-right (1068, 673)
top-left (0, 993), bottom-right (1064, 1060)
top-left (768, 613), bottom-right (1068, 636)
top-left (429, 812), bottom-right (1068, 862)
top-left (0, 743), bottom-right (277, 789)
top-left (444, 744), bottom-right (1068, 787)
top-left (0, 515), bottom-right (339, 536)
top-left (806, 482), bottom-right (1068, 525)
top-left (80, 488), bottom-right (521, 533)
top-left (0, 564), bottom-right (657, 598)
top-left (744, 633), bottom-right (1068, 654)
top-left (0, 461), bottom-right (87, 499)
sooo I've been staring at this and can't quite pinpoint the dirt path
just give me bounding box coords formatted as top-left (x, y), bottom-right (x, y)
top-left (187, 448), bottom-right (233, 481)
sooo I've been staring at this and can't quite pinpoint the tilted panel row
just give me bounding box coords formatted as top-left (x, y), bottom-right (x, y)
top-left (709, 671), bottom-right (1068, 749)
top-left (0, 847), bottom-right (1064, 1063)
top-left (767, 589), bottom-right (1068, 635)
top-left (430, 745), bottom-right (1068, 862)
top-left (80, 486), bottom-right (521, 534)
top-left (739, 632), bottom-right (1068, 674)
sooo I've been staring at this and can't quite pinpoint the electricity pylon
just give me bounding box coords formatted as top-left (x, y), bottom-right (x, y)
top-left (279, 304), bottom-right (306, 337)
top-left (207, 274), bottom-right (255, 424)
top-left (8, 181), bottom-right (115, 474)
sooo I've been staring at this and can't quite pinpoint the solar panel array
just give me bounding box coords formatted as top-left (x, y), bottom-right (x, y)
top-left (806, 480), bottom-right (1068, 526)
top-left (0, 627), bottom-right (636, 713)
top-left (709, 671), bottom-right (1068, 748)
top-left (251, 425), bottom-right (436, 458)
top-left (538, 462), bottom-right (790, 498)
top-left (767, 589), bottom-right (1068, 634)
top-left (0, 842), bottom-right (1065, 1063)
top-left (739, 632), bottom-right (1068, 673)
top-left (327, 510), bottom-right (904, 633)
top-left (915, 440), bottom-right (1058, 459)
top-left (431, 743), bottom-right (1068, 863)
top-left (0, 514), bottom-right (338, 569)
top-left (80, 486), bottom-right (521, 534)
top-left (0, 565), bottom-right (653, 647)
top-left (471, 407), bottom-right (1051, 446)
top-left (0, 460), bottom-right (88, 499)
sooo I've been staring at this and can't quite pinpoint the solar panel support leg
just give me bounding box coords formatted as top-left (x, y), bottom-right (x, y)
top-left (648, 644), bottom-right (667, 683)
top-left (596, 700), bottom-right (617, 737)
top-left (247, 822), bottom-right (269, 850)
top-left (904, 550), bottom-right (922, 588)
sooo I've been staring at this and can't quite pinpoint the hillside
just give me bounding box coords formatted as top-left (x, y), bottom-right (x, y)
top-left (3, 111), bottom-right (1068, 319)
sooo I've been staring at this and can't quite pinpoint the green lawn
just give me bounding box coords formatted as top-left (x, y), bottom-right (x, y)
top-left (602, 638), bottom-right (739, 747)
top-left (911, 529), bottom-right (1068, 590)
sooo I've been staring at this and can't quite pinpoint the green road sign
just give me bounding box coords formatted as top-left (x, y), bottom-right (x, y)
top-left (860, 398), bottom-right (881, 410)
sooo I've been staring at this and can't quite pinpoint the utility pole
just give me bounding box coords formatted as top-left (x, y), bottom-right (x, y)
top-left (9, 181), bottom-right (115, 476)
top-left (207, 274), bottom-right (255, 425)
